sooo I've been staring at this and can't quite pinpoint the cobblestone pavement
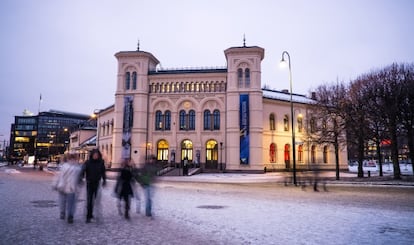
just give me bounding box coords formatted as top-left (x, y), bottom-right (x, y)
top-left (1, 166), bottom-right (414, 245)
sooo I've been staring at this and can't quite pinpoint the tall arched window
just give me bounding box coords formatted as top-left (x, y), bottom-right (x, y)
top-left (179, 110), bottom-right (186, 130)
top-left (189, 110), bottom-right (196, 130)
top-left (125, 72), bottom-right (131, 90)
top-left (298, 145), bottom-right (303, 163)
top-left (323, 146), bottom-right (328, 163)
top-left (165, 110), bottom-right (171, 130)
top-left (157, 140), bottom-right (169, 161)
top-left (297, 116), bottom-right (303, 133)
top-left (132, 72), bottom-right (137, 90)
top-left (284, 115), bottom-right (289, 131)
top-left (204, 110), bottom-right (211, 130)
top-left (245, 68), bottom-right (250, 87)
top-left (237, 68), bottom-right (243, 88)
top-left (205, 140), bottom-right (218, 169)
top-left (284, 144), bottom-right (290, 169)
top-left (310, 118), bottom-right (316, 133)
top-left (155, 110), bottom-right (163, 130)
top-left (213, 110), bottom-right (220, 130)
top-left (269, 113), bottom-right (275, 131)
top-left (269, 143), bottom-right (276, 163)
top-left (311, 145), bottom-right (316, 163)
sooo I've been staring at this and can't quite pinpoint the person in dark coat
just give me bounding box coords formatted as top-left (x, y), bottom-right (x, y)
top-left (115, 159), bottom-right (135, 219)
top-left (81, 149), bottom-right (106, 223)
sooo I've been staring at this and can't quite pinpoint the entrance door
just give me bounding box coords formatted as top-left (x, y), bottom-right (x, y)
top-left (205, 140), bottom-right (218, 169)
top-left (181, 139), bottom-right (193, 165)
top-left (157, 140), bottom-right (169, 166)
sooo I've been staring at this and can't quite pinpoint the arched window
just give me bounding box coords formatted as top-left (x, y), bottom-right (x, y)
top-left (189, 110), bottom-right (196, 130)
top-left (204, 110), bottom-right (211, 130)
top-left (155, 110), bottom-right (163, 130)
top-left (237, 68), bottom-right (243, 88)
top-left (310, 118), bottom-right (316, 133)
top-left (284, 144), bottom-right (290, 169)
top-left (311, 145), bottom-right (316, 163)
top-left (213, 110), bottom-right (220, 130)
top-left (157, 140), bottom-right (169, 161)
top-left (269, 143), bottom-right (276, 163)
top-left (269, 113), bottom-right (275, 131)
top-left (297, 116), bottom-right (303, 133)
top-left (323, 146), bottom-right (328, 163)
top-left (125, 72), bottom-right (130, 90)
top-left (132, 72), bottom-right (137, 90)
top-left (284, 115), bottom-right (289, 131)
top-left (179, 110), bottom-right (186, 130)
top-left (245, 68), bottom-right (250, 87)
top-left (165, 110), bottom-right (171, 130)
top-left (298, 145), bottom-right (303, 163)
top-left (205, 139), bottom-right (218, 169)
top-left (181, 139), bottom-right (193, 161)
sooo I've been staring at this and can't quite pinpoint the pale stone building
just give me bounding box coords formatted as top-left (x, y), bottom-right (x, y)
top-left (99, 43), bottom-right (348, 172)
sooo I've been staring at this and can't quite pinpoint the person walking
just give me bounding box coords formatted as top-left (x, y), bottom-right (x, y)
top-left (114, 159), bottom-right (135, 219)
top-left (52, 153), bottom-right (82, 224)
top-left (81, 149), bottom-right (106, 223)
top-left (137, 155), bottom-right (158, 217)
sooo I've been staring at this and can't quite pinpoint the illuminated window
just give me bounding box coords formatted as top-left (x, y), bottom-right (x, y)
top-left (269, 143), bottom-right (276, 163)
top-left (323, 146), bottom-right (328, 163)
top-left (157, 140), bottom-right (169, 161)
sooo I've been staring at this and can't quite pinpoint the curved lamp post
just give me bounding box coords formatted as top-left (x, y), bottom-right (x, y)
top-left (280, 51), bottom-right (297, 185)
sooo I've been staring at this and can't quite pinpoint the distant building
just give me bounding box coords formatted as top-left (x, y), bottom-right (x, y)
top-left (9, 110), bottom-right (91, 162)
top-left (95, 43), bottom-right (349, 172)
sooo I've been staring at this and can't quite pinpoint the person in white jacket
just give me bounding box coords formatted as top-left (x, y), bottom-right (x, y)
top-left (52, 153), bottom-right (82, 224)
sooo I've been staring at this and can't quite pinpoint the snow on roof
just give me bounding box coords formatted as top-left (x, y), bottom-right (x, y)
top-left (262, 89), bottom-right (315, 104)
top-left (80, 135), bottom-right (96, 147)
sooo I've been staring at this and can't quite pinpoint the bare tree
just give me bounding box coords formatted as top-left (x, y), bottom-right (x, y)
top-left (398, 63), bottom-right (414, 174)
top-left (310, 82), bottom-right (348, 180)
top-left (344, 76), bottom-right (372, 178)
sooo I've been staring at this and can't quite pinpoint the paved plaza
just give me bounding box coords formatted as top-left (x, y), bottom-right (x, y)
top-left (1, 165), bottom-right (414, 245)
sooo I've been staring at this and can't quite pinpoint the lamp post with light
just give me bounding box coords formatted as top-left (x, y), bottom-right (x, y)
top-left (280, 51), bottom-right (297, 185)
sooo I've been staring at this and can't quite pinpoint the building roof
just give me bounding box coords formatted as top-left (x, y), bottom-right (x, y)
top-left (149, 66), bottom-right (227, 75)
top-left (39, 110), bottom-right (90, 119)
top-left (262, 88), bottom-right (315, 104)
top-left (80, 135), bottom-right (96, 147)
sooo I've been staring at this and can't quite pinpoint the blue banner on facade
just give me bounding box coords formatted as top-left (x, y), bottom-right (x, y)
top-left (122, 95), bottom-right (133, 159)
top-left (240, 94), bottom-right (249, 164)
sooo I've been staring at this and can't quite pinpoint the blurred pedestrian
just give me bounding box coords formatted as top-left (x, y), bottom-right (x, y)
top-left (80, 149), bottom-right (107, 223)
top-left (52, 153), bottom-right (82, 224)
top-left (114, 158), bottom-right (135, 219)
top-left (136, 155), bottom-right (158, 217)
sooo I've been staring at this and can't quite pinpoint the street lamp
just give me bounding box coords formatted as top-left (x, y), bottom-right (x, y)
top-left (280, 51), bottom-right (297, 185)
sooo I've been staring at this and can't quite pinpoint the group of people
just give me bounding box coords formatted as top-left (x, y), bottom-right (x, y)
top-left (52, 149), bottom-right (157, 224)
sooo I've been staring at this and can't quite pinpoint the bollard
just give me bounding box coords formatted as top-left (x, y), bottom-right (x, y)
top-left (367, 170), bottom-right (371, 178)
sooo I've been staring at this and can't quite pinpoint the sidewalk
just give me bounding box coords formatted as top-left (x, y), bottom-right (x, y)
top-left (157, 171), bottom-right (414, 187)
top-left (3, 162), bottom-right (413, 187)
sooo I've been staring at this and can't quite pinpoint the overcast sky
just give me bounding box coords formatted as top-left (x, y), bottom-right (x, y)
top-left (1, 0), bottom-right (413, 141)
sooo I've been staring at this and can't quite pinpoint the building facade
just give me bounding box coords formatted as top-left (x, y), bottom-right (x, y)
top-left (9, 110), bottom-right (90, 162)
top-left (105, 44), bottom-right (348, 172)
